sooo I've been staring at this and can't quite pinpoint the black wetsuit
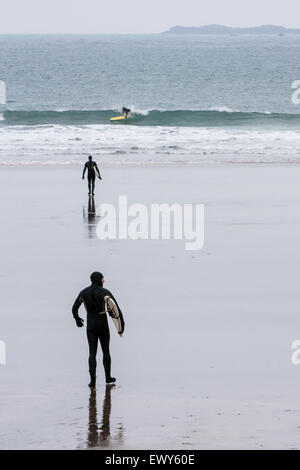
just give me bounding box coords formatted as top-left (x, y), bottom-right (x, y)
top-left (122, 107), bottom-right (131, 118)
top-left (72, 278), bottom-right (123, 380)
top-left (83, 160), bottom-right (100, 194)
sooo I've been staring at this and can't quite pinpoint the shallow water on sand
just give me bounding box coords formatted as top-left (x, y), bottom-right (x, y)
top-left (1, 165), bottom-right (300, 449)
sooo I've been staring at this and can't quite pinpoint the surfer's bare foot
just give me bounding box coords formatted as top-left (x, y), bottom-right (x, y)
top-left (106, 376), bottom-right (116, 384)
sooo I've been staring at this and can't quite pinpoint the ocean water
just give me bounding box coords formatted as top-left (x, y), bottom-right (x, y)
top-left (0, 34), bottom-right (300, 164)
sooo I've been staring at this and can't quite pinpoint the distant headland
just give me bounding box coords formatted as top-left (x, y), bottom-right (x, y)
top-left (163, 25), bottom-right (300, 34)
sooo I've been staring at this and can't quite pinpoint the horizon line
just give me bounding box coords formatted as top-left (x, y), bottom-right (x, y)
top-left (1, 24), bottom-right (300, 35)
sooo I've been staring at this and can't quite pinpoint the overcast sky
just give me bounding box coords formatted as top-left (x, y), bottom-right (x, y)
top-left (1, 0), bottom-right (300, 34)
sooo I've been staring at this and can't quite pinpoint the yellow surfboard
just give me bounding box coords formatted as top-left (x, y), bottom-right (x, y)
top-left (110, 115), bottom-right (127, 121)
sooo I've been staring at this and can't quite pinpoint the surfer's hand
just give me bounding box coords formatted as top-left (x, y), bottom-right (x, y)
top-left (75, 317), bottom-right (84, 327)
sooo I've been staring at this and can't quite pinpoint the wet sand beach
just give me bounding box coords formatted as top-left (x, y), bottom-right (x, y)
top-left (1, 164), bottom-right (300, 449)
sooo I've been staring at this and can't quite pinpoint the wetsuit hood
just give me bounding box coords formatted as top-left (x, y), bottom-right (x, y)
top-left (90, 272), bottom-right (104, 286)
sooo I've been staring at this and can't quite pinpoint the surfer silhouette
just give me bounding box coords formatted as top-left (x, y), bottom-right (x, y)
top-left (122, 107), bottom-right (131, 118)
top-left (82, 155), bottom-right (101, 195)
top-left (72, 272), bottom-right (125, 388)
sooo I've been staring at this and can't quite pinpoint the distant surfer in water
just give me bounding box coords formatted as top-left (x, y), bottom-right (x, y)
top-left (72, 272), bottom-right (124, 388)
top-left (122, 107), bottom-right (131, 118)
top-left (82, 155), bottom-right (101, 195)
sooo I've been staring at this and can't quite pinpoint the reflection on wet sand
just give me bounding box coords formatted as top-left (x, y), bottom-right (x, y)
top-left (87, 385), bottom-right (124, 448)
top-left (83, 195), bottom-right (98, 239)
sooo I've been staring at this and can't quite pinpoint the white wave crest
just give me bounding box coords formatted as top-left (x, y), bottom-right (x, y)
top-left (0, 123), bottom-right (300, 165)
top-left (208, 106), bottom-right (236, 113)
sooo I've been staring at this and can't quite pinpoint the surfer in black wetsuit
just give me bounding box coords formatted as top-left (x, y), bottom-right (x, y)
top-left (82, 155), bottom-right (101, 195)
top-left (72, 272), bottom-right (124, 388)
top-left (122, 107), bottom-right (131, 118)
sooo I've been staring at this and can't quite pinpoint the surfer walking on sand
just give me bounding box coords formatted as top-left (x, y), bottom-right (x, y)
top-left (82, 155), bottom-right (101, 195)
top-left (72, 272), bottom-right (125, 388)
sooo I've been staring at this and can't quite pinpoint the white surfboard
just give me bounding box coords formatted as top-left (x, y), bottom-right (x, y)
top-left (104, 295), bottom-right (125, 336)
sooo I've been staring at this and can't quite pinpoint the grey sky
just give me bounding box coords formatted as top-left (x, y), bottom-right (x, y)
top-left (1, 0), bottom-right (300, 34)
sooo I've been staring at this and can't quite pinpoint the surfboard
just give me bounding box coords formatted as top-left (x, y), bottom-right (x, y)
top-left (110, 115), bottom-right (127, 121)
top-left (104, 295), bottom-right (125, 336)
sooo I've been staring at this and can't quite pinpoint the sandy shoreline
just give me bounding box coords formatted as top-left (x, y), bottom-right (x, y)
top-left (1, 163), bottom-right (300, 449)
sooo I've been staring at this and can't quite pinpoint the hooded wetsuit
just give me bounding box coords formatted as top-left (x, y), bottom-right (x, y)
top-left (83, 160), bottom-right (101, 194)
top-left (72, 272), bottom-right (124, 380)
